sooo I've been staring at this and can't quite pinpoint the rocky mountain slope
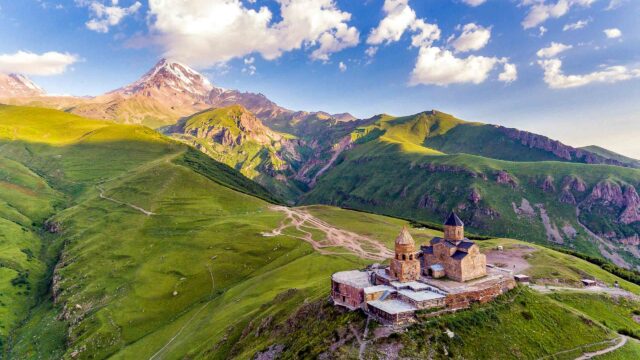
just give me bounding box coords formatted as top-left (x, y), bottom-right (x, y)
top-left (0, 73), bottom-right (45, 98)
top-left (163, 105), bottom-right (305, 199)
top-left (302, 111), bottom-right (640, 269)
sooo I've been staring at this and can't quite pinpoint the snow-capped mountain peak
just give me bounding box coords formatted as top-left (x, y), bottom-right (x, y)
top-left (0, 73), bottom-right (46, 98)
top-left (114, 58), bottom-right (214, 100)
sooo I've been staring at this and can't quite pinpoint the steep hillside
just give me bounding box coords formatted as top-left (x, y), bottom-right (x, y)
top-left (163, 105), bottom-right (304, 200)
top-left (303, 111), bottom-right (640, 269)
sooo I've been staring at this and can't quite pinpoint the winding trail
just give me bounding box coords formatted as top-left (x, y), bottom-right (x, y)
top-left (97, 186), bottom-right (155, 216)
top-left (262, 206), bottom-right (393, 261)
top-left (574, 336), bottom-right (628, 360)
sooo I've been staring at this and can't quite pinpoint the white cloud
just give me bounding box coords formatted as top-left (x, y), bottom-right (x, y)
top-left (367, 0), bottom-right (416, 45)
top-left (367, 0), bottom-right (440, 48)
top-left (536, 42), bottom-right (572, 58)
top-left (563, 19), bottom-right (589, 31)
top-left (605, 0), bottom-right (624, 10)
top-left (462, 0), bottom-right (487, 6)
top-left (339, 61), bottom-right (347, 72)
top-left (410, 19), bottom-right (441, 48)
top-left (242, 64), bottom-right (256, 75)
top-left (244, 57), bottom-right (255, 65)
top-left (538, 58), bottom-right (640, 88)
top-left (410, 46), bottom-right (510, 86)
top-left (0, 51), bottom-right (78, 76)
top-left (521, 0), bottom-right (595, 29)
top-left (539, 26), bottom-right (548, 36)
top-left (148, 0), bottom-right (359, 67)
top-left (365, 46), bottom-right (378, 57)
top-left (499, 62), bottom-right (518, 83)
top-left (82, 1), bottom-right (142, 33)
top-left (450, 23), bottom-right (491, 53)
top-left (604, 28), bottom-right (622, 38)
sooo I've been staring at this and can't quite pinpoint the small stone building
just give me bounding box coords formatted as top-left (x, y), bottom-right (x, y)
top-left (422, 212), bottom-right (487, 282)
top-left (331, 270), bottom-right (371, 310)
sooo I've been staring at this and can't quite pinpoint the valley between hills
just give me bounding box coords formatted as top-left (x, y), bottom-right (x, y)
top-left (1, 60), bottom-right (640, 359)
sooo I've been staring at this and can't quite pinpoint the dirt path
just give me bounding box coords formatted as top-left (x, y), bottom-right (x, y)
top-left (148, 265), bottom-right (215, 360)
top-left (359, 316), bottom-right (371, 360)
top-left (574, 336), bottom-right (628, 360)
top-left (485, 246), bottom-right (535, 274)
top-left (538, 337), bottom-right (624, 360)
top-left (529, 284), bottom-right (640, 301)
top-left (263, 206), bottom-right (393, 261)
top-left (97, 186), bottom-right (155, 216)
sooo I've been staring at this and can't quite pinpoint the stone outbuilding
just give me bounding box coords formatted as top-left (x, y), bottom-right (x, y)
top-left (422, 212), bottom-right (487, 282)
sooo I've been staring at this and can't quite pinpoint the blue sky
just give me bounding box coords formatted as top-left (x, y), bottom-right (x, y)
top-left (0, 0), bottom-right (639, 157)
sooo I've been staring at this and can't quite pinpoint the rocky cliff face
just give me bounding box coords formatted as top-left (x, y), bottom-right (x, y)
top-left (499, 126), bottom-right (633, 168)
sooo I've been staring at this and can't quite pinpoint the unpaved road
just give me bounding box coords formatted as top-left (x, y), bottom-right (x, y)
top-left (263, 206), bottom-right (393, 261)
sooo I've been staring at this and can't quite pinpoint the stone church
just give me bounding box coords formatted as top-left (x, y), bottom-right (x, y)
top-left (421, 212), bottom-right (487, 282)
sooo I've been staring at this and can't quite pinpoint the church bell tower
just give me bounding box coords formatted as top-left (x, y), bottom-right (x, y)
top-left (388, 226), bottom-right (421, 282)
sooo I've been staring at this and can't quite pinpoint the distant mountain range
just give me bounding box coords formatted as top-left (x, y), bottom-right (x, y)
top-left (1, 60), bottom-right (639, 269)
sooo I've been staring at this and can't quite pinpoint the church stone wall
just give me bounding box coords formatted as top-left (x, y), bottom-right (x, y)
top-left (459, 253), bottom-right (487, 282)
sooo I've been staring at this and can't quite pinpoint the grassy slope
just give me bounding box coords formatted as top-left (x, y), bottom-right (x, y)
top-left (0, 105), bottom-right (295, 358)
top-left (596, 339), bottom-right (640, 359)
top-left (304, 111), bottom-right (640, 266)
top-left (581, 145), bottom-right (640, 168)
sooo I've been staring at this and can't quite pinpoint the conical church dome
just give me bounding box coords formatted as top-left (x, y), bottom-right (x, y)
top-left (395, 226), bottom-right (415, 245)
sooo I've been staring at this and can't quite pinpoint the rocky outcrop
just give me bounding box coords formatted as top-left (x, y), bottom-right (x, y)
top-left (620, 185), bottom-right (640, 224)
top-left (619, 235), bottom-right (640, 246)
top-left (541, 175), bottom-right (556, 193)
top-left (495, 170), bottom-right (518, 188)
top-left (468, 189), bottom-right (481, 204)
top-left (563, 176), bottom-right (587, 192)
top-left (512, 198), bottom-right (536, 217)
top-left (583, 180), bottom-right (640, 225)
top-left (499, 126), bottom-right (631, 167)
top-left (559, 189), bottom-right (576, 205)
top-left (44, 220), bottom-right (62, 233)
top-left (418, 194), bottom-right (435, 209)
top-left (585, 180), bottom-right (626, 207)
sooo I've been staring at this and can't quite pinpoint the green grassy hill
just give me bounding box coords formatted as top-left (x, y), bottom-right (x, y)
top-left (303, 111), bottom-right (640, 268)
top-left (2, 105), bottom-right (640, 359)
top-left (581, 145), bottom-right (640, 168)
